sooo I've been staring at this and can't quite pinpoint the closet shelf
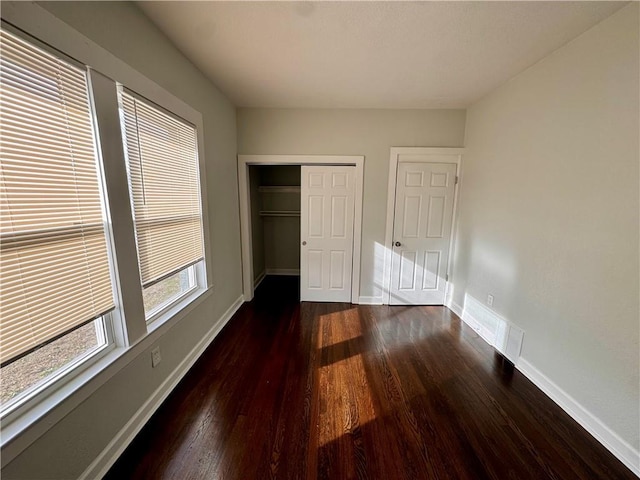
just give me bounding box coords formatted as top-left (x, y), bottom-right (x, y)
top-left (259, 210), bottom-right (300, 217)
top-left (258, 186), bottom-right (301, 194)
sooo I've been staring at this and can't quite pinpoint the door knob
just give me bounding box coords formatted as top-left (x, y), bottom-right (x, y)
top-left (302, 241), bottom-right (307, 246)
top-left (394, 241), bottom-right (402, 247)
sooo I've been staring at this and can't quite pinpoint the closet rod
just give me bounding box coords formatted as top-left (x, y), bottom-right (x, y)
top-left (259, 210), bottom-right (300, 217)
top-left (258, 186), bottom-right (301, 194)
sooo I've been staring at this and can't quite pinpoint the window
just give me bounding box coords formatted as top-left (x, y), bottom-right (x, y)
top-left (0, 16), bottom-right (209, 446)
top-left (119, 91), bottom-right (205, 320)
top-left (0, 320), bottom-right (107, 406)
top-left (142, 265), bottom-right (196, 315)
top-left (0, 29), bottom-right (114, 411)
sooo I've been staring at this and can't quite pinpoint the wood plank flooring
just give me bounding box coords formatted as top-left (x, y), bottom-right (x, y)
top-left (105, 276), bottom-right (635, 479)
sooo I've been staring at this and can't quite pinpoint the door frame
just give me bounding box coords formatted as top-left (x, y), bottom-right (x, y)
top-left (383, 147), bottom-right (465, 305)
top-left (238, 155), bottom-right (364, 302)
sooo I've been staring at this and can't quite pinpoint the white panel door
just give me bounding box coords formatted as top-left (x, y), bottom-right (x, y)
top-left (300, 166), bottom-right (355, 302)
top-left (390, 162), bottom-right (456, 305)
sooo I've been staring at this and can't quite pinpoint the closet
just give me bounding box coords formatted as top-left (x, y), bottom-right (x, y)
top-left (241, 158), bottom-right (361, 303)
top-left (249, 165), bottom-right (301, 286)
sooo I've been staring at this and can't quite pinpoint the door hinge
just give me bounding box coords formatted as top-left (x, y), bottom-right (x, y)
top-left (446, 274), bottom-right (449, 281)
top-left (455, 176), bottom-right (459, 185)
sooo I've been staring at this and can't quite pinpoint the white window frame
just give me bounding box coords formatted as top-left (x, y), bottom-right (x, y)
top-left (144, 262), bottom-right (203, 329)
top-left (144, 266), bottom-right (197, 319)
top-left (0, 316), bottom-right (116, 422)
top-left (0, 2), bottom-right (213, 465)
top-left (117, 88), bottom-right (209, 327)
top-left (0, 23), bottom-right (119, 421)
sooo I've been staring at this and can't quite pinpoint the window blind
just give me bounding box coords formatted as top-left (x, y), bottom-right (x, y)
top-left (120, 92), bottom-right (204, 288)
top-left (0, 30), bottom-right (114, 366)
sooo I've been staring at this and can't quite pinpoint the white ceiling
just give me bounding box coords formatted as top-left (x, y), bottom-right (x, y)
top-left (137, 1), bottom-right (627, 109)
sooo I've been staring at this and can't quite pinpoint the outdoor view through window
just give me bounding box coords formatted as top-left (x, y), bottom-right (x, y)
top-left (0, 29), bottom-right (113, 409)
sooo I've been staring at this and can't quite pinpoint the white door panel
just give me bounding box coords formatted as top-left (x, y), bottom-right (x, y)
top-left (390, 162), bottom-right (456, 305)
top-left (301, 166), bottom-right (355, 302)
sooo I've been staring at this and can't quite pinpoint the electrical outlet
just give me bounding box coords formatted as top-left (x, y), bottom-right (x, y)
top-left (487, 294), bottom-right (494, 307)
top-left (151, 346), bottom-right (161, 368)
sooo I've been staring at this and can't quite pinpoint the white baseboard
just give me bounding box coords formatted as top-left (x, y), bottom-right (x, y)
top-left (516, 359), bottom-right (640, 477)
top-left (460, 303), bottom-right (499, 348)
top-left (79, 295), bottom-right (245, 480)
top-left (253, 270), bottom-right (266, 289)
top-left (458, 294), bottom-right (524, 364)
top-left (265, 268), bottom-right (300, 276)
top-left (448, 301), bottom-right (463, 318)
top-left (457, 294), bottom-right (639, 476)
top-left (358, 296), bottom-right (384, 305)
top-left (460, 304), bottom-right (639, 476)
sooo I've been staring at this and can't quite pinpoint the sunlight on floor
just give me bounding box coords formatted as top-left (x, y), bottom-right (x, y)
top-left (316, 307), bottom-right (378, 448)
top-left (317, 308), bottom-right (360, 345)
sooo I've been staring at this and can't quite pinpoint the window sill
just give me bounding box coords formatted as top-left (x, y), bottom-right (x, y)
top-left (147, 285), bottom-right (209, 334)
top-left (1, 285), bottom-right (214, 465)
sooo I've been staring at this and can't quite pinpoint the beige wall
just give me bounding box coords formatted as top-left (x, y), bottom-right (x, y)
top-left (452, 3), bottom-right (639, 450)
top-left (238, 109), bottom-right (467, 298)
top-left (3, 2), bottom-right (241, 479)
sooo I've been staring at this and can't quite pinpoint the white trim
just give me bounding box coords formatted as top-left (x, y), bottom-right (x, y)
top-left (0, 1), bottom-right (217, 460)
top-left (358, 296), bottom-right (384, 305)
top-left (444, 285), bottom-right (454, 310)
top-left (458, 294), bottom-right (526, 364)
top-left (238, 155), bottom-right (364, 303)
top-left (351, 160), bottom-right (364, 305)
top-left (238, 156), bottom-right (252, 302)
top-left (253, 270), bottom-right (266, 289)
top-left (516, 359), bottom-right (640, 477)
top-left (78, 295), bottom-right (245, 480)
top-left (0, 326), bottom-right (115, 427)
top-left (88, 69), bottom-right (147, 346)
top-left (452, 292), bottom-right (640, 477)
top-left (383, 147), bottom-right (464, 304)
top-left (3, 0), bottom-right (213, 294)
top-left (265, 268), bottom-right (300, 276)
top-left (448, 301), bottom-right (464, 318)
top-left (145, 265), bottom-right (199, 328)
top-left (461, 295), bottom-right (502, 342)
top-left (1, 2), bottom-right (202, 130)
top-left (1, 286), bottom-right (213, 466)
top-left (445, 158), bottom-right (463, 307)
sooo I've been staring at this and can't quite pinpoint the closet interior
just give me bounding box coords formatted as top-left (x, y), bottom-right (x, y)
top-left (249, 165), bottom-right (301, 287)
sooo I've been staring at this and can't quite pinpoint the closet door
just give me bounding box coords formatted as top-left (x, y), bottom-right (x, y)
top-left (300, 166), bottom-right (355, 302)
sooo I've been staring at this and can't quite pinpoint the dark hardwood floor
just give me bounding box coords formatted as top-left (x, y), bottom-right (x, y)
top-left (105, 276), bottom-right (635, 479)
